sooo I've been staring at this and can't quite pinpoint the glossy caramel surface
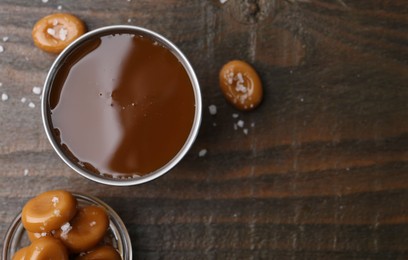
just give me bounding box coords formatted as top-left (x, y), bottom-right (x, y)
top-left (49, 32), bottom-right (195, 177)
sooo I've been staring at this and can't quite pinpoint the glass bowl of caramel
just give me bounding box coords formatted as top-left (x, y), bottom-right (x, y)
top-left (2, 192), bottom-right (132, 260)
top-left (41, 25), bottom-right (202, 186)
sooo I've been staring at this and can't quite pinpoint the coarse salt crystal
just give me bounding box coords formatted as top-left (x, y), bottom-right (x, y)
top-left (243, 128), bottom-right (248, 135)
top-left (220, 0), bottom-right (228, 4)
top-left (208, 104), bottom-right (217, 115)
top-left (32, 86), bottom-right (42, 95)
top-left (42, 0), bottom-right (48, 3)
top-left (90, 221), bottom-right (96, 227)
top-left (41, 232), bottom-right (47, 237)
top-left (1, 93), bottom-right (8, 101)
top-left (0, 45), bottom-right (4, 53)
top-left (57, 5), bottom-right (62, 10)
top-left (227, 77), bottom-right (233, 85)
top-left (61, 222), bottom-right (70, 232)
top-left (3, 36), bottom-right (8, 42)
top-left (52, 196), bottom-right (59, 205)
top-left (28, 102), bottom-right (35, 108)
top-left (21, 97), bottom-right (27, 103)
top-left (54, 209), bottom-right (61, 216)
top-left (237, 120), bottom-right (244, 128)
top-left (127, 18), bottom-right (132, 23)
top-left (23, 169), bottom-right (29, 176)
top-left (236, 72), bottom-right (244, 83)
top-left (47, 28), bottom-right (56, 37)
top-left (59, 28), bottom-right (68, 41)
top-left (232, 113), bottom-right (239, 118)
top-left (235, 82), bottom-right (247, 93)
top-left (198, 149), bottom-right (207, 157)
top-left (60, 222), bottom-right (72, 238)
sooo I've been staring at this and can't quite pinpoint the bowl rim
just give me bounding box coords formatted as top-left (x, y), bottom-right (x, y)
top-left (41, 25), bottom-right (202, 186)
top-left (1, 192), bottom-right (133, 260)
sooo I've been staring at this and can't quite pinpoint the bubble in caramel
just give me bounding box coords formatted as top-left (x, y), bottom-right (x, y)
top-left (22, 190), bottom-right (77, 233)
top-left (55, 206), bottom-right (109, 253)
top-left (32, 13), bottom-right (86, 54)
top-left (219, 60), bottom-right (263, 111)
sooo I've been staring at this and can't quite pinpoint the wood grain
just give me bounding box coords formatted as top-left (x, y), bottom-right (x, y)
top-left (1, 0), bottom-right (408, 259)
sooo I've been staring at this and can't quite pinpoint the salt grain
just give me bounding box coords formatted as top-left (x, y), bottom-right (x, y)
top-left (198, 149), bottom-right (207, 157)
top-left (0, 45), bottom-right (4, 53)
top-left (54, 209), bottom-right (61, 216)
top-left (127, 18), bottom-right (132, 23)
top-left (60, 222), bottom-right (72, 239)
top-left (59, 28), bottom-right (68, 41)
top-left (2, 36), bottom-right (8, 42)
top-left (23, 169), bottom-right (29, 176)
top-left (251, 122), bottom-right (255, 128)
top-left (236, 72), bottom-right (244, 83)
top-left (42, 0), bottom-right (48, 3)
top-left (233, 123), bottom-right (238, 130)
top-left (32, 86), bottom-right (42, 95)
top-left (28, 102), bottom-right (35, 108)
top-left (1, 93), bottom-right (8, 101)
top-left (220, 0), bottom-right (228, 4)
top-left (237, 120), bottom-right (244, 128)
top-left (232, 113), bottom-right (239, 118)
top-left (90, 221), bottom-right (96, 227)
top-left (208, 104), bottom-right (217, 115)
top-left (52, 196), bottom-right (59, 206)
top-left (243, 128), bottom-right (248, 135)
top-left (47, 28), bottom-right (56, 37)
top-left (21, 97), bottom-right (27, 103)
top-left (57, 5), bottom-right (62, 10)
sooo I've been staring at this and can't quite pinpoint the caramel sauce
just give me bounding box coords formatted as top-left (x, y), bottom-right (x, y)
top-left (49, 32), bottom-right (195, 177)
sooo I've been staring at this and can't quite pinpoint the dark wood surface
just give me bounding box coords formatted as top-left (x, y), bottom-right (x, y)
top-left (1, 0), bottom-right (408, 259)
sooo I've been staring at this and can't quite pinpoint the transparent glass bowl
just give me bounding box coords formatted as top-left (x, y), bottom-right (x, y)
top-left (2, 193), bottom-right (132, 260)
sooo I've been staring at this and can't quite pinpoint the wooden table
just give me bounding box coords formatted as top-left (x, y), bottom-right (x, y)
top-left (1, 0), bottom-right (407, 259)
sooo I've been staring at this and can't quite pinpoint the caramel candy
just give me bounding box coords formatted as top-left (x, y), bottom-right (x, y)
top-left (25, 237), bottom-right (69, 260)
top-left (55, 206), bottom-right (109, 253)
top-left (12, 247), bottom-right (28, 260)
top-left (32, 13), bottom-right (86, 53)
top-left (219, 60), bottom-right (263, 111)
top-left (76, 245), bottom-right (121, 260)
top-left (22, 190), bottom-right (77, 233)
